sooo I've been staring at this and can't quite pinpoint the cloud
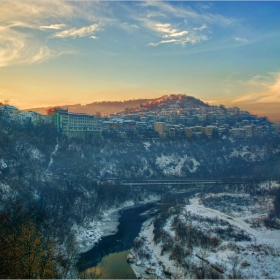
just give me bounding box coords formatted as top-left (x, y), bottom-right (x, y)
top-left (163, 30), bottom-right (188, 38)
top-left (149, 22), bottom-right (189, 38)
top-left (0, 24), bottom-right (75, 67)
top-left (196, 3), bottom-right (213, 10)
top-left (0, 2), bottom-right (79, 24)
top-left (234, 37), bottom-right (248, 43)
top-left (148, 34), bottom-right (207, 47)
top-left (39, 24), bottom-right (67, 30)
top-left (194, 24), bottom-right (207, 31)
top-left (139, 1), bottom-right (234, 26)
top-left (0, 2), bottom-right (110, 67)
top-left (231, 73), bottom-right (280, 104)
top-left (131, 24), bottom-right (140, 29)
top-left (145, 20), bottom-right (207, 47)
top-left (148, 39), bottom-right (179, 47)
top-left (53, 23), bottom-right (101, 39)
top-left (132, 1), bottom-right (232, 48)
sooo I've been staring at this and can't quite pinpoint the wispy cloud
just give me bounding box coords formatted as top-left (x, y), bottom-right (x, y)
top-left (231, 73), bottom-right (280, 104)
top-left (151, 23), bottom-right (186, 36)
top-left (131, 24), bottom-right (140, 29)
top-left (0, 2), bottom-right (110, 67)
top-left (194, 24), bottom-right (207, 31)
top-left (132, 1), bottom-right (233, 48)
top-left (144, 20), bottom-right (207, 47)
top-left (39, 24), bottom-right (67, 30)
top-left (89, 35), bottom-right (98, 40)
top-left (0, 24), bottom-right (74, 67)
top-left (148, 34), bottom-right (207, 47)
top-left (139, 1), bottom-right (234, 26)
top-left (148, 39), bottom-right (179, 47)
top-left (234, 37), bottom-right (248, 43)
top-left (53, 23), bottom-right (101, 39)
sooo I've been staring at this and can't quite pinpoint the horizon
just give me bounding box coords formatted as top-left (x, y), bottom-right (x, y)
top-left (1, 1), bottom-right (280, 122)
top-left (3, 93), bottom-right (279, 124)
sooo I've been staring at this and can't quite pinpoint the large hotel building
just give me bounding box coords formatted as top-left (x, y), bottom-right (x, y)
top-left (46, 108), bottom-right (102, 139)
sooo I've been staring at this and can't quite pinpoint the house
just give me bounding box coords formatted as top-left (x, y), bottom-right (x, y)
top-left (230, 128), bottom-right (246, 138)
top-left (3, 105), bottom-right (19, 120)
top-left (154, 122), bottom-right (168, 138)
top-left (185, 127), bottom-right (193, 138)
top-left (204, 125), bottom-right (217, 137)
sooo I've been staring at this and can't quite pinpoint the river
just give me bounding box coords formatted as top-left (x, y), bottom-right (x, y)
top-left (77, 190), bottom-right (197, 278)
top-left (77, 202), bottom-right (159, 278)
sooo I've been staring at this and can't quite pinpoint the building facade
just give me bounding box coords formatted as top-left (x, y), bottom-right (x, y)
top-left (46, 108), bottom-right (101, 138)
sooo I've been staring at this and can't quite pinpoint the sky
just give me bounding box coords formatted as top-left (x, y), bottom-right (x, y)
top-left (0, 1), bottom-right (280, 122)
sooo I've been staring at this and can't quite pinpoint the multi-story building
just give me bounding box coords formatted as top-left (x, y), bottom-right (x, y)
top-left (194, 126), bottom-right (204, 133)
top-left (2, 105), bottom-right (19, 120)
top-left (244, 125), bottom-right (253, 138)
top-left (231, 128), bottom-right (246, 138)
top-left (154, 122), bottom-right (168, 137)
top-left (185, 127), bottom-right (193, 138)
top-left (46, 107), bottom-right (101, 138)
top-left (272, 124), bottom-right (280, 133)
top-left (204, 125), bottom-right (217, 137)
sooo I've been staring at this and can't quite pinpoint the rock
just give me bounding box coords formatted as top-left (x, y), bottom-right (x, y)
top-left (127, 257), bottom-right (135, 264)
top-left (164, 269), bottom-right (172, 276)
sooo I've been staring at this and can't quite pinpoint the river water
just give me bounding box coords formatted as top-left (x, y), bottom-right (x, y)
top-left (77, 202), bottom-right (159, 277)
top-left (77, 190), bottom-right (197, 278)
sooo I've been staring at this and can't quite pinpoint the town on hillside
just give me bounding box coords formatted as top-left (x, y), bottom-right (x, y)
top-left (1, 94), bottom-right (279, 140)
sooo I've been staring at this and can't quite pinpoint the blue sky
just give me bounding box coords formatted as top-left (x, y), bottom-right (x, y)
top-left (0, 1), bottom-right (280, 121)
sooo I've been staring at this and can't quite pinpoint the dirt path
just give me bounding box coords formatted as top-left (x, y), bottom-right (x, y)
top-left (187, 198), bottom-right (280, 247)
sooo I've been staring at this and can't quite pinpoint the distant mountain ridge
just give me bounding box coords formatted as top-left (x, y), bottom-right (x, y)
top-left (120, 94), bottom-right (209, 114)
top-left (25, 98), bottom-right (156, 115)
top-left (25, 94), bottom-right (208, 116)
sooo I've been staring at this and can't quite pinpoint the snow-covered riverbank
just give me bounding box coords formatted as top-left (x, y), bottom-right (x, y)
top-left (73, 195), bottom-right (160, 253)
top-left (129, 184), bottom-right (280, 279)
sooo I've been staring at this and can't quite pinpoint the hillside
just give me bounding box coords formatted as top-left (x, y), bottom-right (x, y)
top-left (121, 94), bottom-right (209, 114)
top-left (25, 98), bottom-right (154, 115)
top-left (1, 106), bottom-right (280, 278)
top-left (130, 182), bottom-right (280, 279)
top-left (24, 94), bottom-right (209, 116)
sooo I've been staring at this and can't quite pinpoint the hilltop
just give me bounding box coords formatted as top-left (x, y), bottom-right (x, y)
top-left (25, 94), bottom-right (208, 116)
top-left (121, 94), bottom-right (209, 114)
top-left (25, 98), bottom-right (155, 115)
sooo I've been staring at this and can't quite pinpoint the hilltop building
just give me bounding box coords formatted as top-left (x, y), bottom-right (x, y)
top-left (1, 94), bottom-right (279, 140)
top-left (46, 107), bottom-right (101, 139)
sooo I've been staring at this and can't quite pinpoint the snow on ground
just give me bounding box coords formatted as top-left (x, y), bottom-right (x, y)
top-left (129, 217), bottom-right (186, 279)
top-left (0, 158), bottom-right (7, 169)
top-left (29, 147), bottom-right (44, 160)
top-left (186, 196), bottom-right (280, 246)
top-left (47, 141), bottom-right (59, 169)
top-left (201, 182), bottom-right (280, 228)
top-left (143, 141), bottom-right (151, 151)
top-left (185, 196), bottom-right (280, 278)
top-left (129, 218), bottom-right (181, 279)
top-left (74, 194), bottom-right (160, 253)
top-left (130, 190), bottom-right (280, 279)
top-left (0, 182), bottom-right (17, 201)
top-left (259, 181), bottom-right (280, 190)
top-left (229, 145), bottom-right (267, 162)
top-left (156, 154), bottom-right (200, 176)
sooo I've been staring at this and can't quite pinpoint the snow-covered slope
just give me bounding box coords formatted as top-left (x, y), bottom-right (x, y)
top-left (130, 182), bottom-right (280, 279)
